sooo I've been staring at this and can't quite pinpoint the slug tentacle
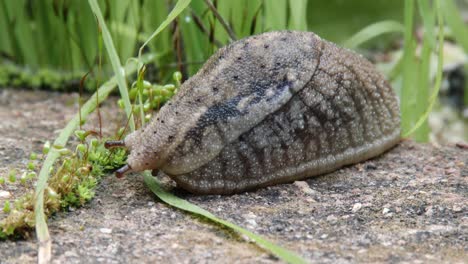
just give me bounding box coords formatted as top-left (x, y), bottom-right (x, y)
top-left (115, 164), bottom-right (133, 178)
top-left (104, 140), bottom-right (126, 149)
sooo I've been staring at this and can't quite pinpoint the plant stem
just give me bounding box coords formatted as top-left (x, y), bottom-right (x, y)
top-left (203, 0), bottom-right (237, 42)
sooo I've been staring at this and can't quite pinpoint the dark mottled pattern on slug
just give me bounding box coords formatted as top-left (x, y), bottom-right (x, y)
top-left (123, 31), bottom-right (400, 194)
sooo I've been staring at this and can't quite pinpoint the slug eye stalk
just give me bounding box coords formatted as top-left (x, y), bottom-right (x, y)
top-left (104, 140), bottom-right (125, 148)
top-left (115, 164), bottom-right (133, 178)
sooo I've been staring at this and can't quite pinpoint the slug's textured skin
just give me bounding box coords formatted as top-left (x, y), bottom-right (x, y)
top-left (123, 31), bottom-right (400, 194)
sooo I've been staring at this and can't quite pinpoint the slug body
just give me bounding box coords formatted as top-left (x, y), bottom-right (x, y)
top-left (120, 31), bottom-right (400, 194)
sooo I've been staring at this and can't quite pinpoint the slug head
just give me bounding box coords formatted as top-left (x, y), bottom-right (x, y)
top-left (105, 129), bottom-right (168, 178)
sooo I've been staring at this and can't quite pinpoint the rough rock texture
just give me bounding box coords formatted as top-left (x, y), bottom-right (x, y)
top-left (0, 89), bottom-right (467, 263)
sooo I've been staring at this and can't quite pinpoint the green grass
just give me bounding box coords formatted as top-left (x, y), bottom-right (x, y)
top-left (400, 0), bottom-right (445, 140)
top-left (400, 0), bottom-right (418, 139)
top-left (33, 53), bottom-right (156, 262)
top-left (2, 2), bottom-right (463, 137)
top-left (343, 20), bottom-right (405, 49)
top-left (0, 0), bottom-right (405, 87)
top-left (402, 0), bottom-right (445, 139)
top-left (88, 0), bottom-right (135, 131)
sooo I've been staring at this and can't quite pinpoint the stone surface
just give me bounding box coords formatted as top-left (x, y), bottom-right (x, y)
top-left (0, 89), bottom-right (467, 263)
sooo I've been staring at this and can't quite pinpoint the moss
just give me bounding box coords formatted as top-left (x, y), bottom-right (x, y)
top-left (0, 62), bottom-right (94, 92)
top-left (0, 138), bottom-right (128, 239)
top-left (0, 72), bottom-right (180, 239)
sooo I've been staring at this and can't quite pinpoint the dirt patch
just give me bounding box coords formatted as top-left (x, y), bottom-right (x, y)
top-left (0, 89), bottom-right (467, 263)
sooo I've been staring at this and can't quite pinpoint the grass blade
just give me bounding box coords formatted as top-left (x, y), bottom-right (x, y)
top-left (403, 0), bottom-right (444, 138)
top-left (411, 0), bottom-right (435, 141)
top-left (343, 20), bottom-right (405, 49)
top-left (34, 54), bottom-right (155, 263)
top-left (88, 0), bottom-right (135, 131)
top-left (264, 0), bottom-right (288, 31)
top-left (143, 172), bottom-right (308, 264)
top-left (400, 0), bottom-right (417, 135)
top-left (109, 0), bottom-right (139, 62)
top-left (138, 0), bottom-right (192, 60)
top-left (440, 0), bottom-right (468, 52)
top-left (288, 0), bottom-right (308, 31)
top-left (204, 0), bottom-right (237, 41)
top-left (4, 0), bottom-right (39, 67)
top-left (180, 10), bottom-right (212, 75)
top-left (140, 0), bottom-right (171, 65)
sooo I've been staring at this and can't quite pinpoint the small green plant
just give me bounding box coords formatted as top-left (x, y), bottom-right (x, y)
top-left (27, 162), bottom-right (35, 171)
top-left (29, 152), bottom-right (37, 161)
top-left (3, 201), bottom-right (10, 214)
top-left (8, 170), bottom-right (16, 183)
top-left (0, 73), bottom-right (178, 239)
top-left (119, 71), bottom-right (182, 125)
top-left (0, 137), bottom-right (125, 238)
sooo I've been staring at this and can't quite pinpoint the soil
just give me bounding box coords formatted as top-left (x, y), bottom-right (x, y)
top-left (0, 89), bottom-right (467, 263)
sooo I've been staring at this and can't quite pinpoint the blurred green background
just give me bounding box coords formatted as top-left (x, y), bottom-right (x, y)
top-left (0, 0), bottom-right (406, 89)
top-left (0, 0), bottom-right (466, 143)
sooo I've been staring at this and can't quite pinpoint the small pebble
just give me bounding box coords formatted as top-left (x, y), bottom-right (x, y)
top-left (294, 181), bottom-right (315, 195)
top-left (99, 228), bottom-right (112, 234)
top-left (352, 203), bottom-right (362, 213)
top-left (382, 208), bottom-right (391, 214)
top-left (64, 250), bottom-right (78, 257)
top-left (0, 190), bottom-right (11, 198)
top-left (243, 212), bottom-right (258, 228)
top-left (452, 204), bottom-right (462, 212)
top-left (425, 206), bottom-right (434, 216)
top-left (326, 215), bottom-right (337, 222)
top-left (245, 218), bottom-right (257, 228)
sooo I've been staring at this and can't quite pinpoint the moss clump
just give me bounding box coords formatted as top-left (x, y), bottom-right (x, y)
top-left (0, 72), bottom-right (180, 239)
top-left (0, 62), bottom-right (96, 92)
top-left (0, 137), bottom-right (126, 239)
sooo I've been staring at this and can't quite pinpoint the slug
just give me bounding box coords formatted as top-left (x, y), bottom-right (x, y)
top-left (106, 31), bottom-right (401, 195)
